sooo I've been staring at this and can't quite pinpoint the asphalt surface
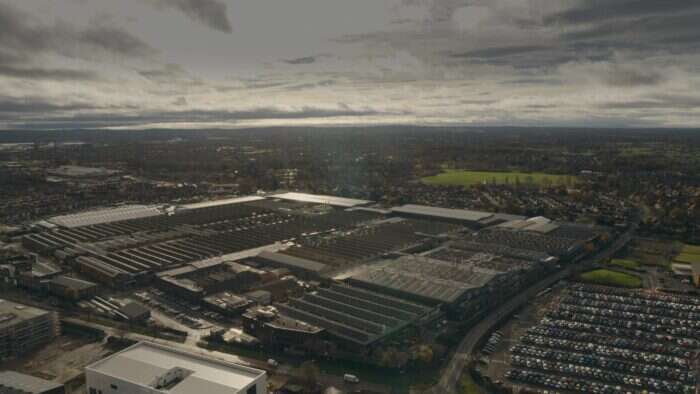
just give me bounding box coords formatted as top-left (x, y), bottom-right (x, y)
top-left (424, 229), bottom-right (635, 394)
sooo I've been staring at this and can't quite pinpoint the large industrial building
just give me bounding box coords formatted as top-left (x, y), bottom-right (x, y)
top-left (17, 192), bottom-right (610, 357)
top-left (0, 371), bottom-right (65, 394)
top-left (0, 300), bottom-right (59, 361)
top-left (85, 341), bottom-right (267, 394)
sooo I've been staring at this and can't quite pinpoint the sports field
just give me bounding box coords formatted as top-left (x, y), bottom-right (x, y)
top-left (578, 269), bottom-right (642, 288)
top-left (609, 259), bottom-right (640, 270)
top-left (421, 169), bottom-right (574, 187)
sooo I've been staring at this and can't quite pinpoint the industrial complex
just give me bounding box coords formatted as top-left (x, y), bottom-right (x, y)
top-left (4, 191), bottom-right (683, 393)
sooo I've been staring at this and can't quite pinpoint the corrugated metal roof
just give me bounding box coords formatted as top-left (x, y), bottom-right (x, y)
top-left (270, 192), bottom-right (372, 207)
top-left (48, 205), bottom-right (162, 228)
top-left (391, 204), bottom-right (493, 223)
top-left (0, 371), bottom-right (63, 393)
top-left (179, 196), bottom-right (265, 210)
top-left (257, 251), bottom-right (326, 273)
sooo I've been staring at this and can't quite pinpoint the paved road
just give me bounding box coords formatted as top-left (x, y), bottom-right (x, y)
top-left (424, 229), bottom-right (635, 394)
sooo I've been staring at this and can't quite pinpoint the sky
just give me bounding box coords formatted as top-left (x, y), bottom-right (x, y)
top-left (1, 0), bottom-right (700, 130)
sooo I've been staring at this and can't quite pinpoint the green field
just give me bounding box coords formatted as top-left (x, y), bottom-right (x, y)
top-left (681, 244), bottom-right (700, 255)
top-left (579, 269), bottom-right (642, 288)
top-left (459, 373), bottom-right (482, 394)
top-left (674, 253), bottom-right (700, 264)
top-left (609, 259), bottom-right (640, 270)
top-left (421, 169), bottom-right (574, 187)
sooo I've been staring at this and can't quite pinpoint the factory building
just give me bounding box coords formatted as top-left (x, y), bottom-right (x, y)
top-left (0, 300), bottom-right (59, 361)
top-left (0, 371), bottom-right (65, 394)
top-left (85, 341), bottom-right (267, 394)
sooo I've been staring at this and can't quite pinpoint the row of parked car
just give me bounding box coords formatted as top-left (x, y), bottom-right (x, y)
top-left (510, 355), bottom-right (694, 393)
top-left (482, 330), bottom-right (503, 355)
top-left (564, 293), bottom-right (700, 321)
top-left (511, 344), bottom-right (695, 384)
top-left (571, 284), bottom-right (700, 306)
top-left (505, 284), bottom-right (699, 393)
top-left (507, 368), bottom-right (640, 394)
top-left (569, 288), bottom-right (700, 314)
top-left (527, 325), bottom-right (693, 358)
top-left (547, 307), bottom-right (699, 339)
top-left (542, 316), bottom-right (697, 348)
top-left (522, 332), bottom-right (690, 369)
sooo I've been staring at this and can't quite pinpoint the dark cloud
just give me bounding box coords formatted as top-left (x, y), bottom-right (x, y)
top-left (284, 79), bottom-right (335, 91)
top-left (0, 1), bottom-right (154, 81)
top-left (599, 66), bottom-right (664, 87)
top-left (284, 56), bottom-right (318, 65)
top-left (151, 0), bottom-right (232, 33)
top-left (451, 45), bottom-right (550, 59)
top-left (0, 96), bottom-right (97, 114)
top-left (138, 64), bottom-right (187, 82)
top-left (600, 94), bottom-right (700, 110)
top-left (78, 26), bottom-right (154, 58)
top-left (544, 0), bottom-right (700, 25)
top-left (499, 78), bottom-right (562, 86)
top-left (0, 65), bottom-right (98, 81)
top-left (4, 105), bottom-right (403, 129)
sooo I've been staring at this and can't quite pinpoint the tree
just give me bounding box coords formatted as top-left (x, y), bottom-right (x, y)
top-left (299, 360), bottom-right (320, 391)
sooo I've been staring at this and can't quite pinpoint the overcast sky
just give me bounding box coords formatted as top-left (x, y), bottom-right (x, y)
top-left (1, 0), bottom-right (700, 130)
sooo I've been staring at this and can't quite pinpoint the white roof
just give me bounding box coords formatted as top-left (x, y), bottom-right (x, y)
top-left (86, 342), bottom-right (265, 394)
top-left (48, 205), bottom-right (162, 228)
top-left (180, 196), bottom-right (265, 210)
top-left (270, 192), bottom-right (371, 207)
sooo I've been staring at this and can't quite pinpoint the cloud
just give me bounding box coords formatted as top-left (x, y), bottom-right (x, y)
top-left (284, 56), bottom-right (318, 65)
top-left (600, 94), bottom-right (700, 110)
top-left (150, 0), bottom-right (232, 33)
top-left (599, 65), bottom-right (664, 87)
top-left (545, 0), bottom-right (700, 25)
top-left (172, 96), bottom-right (187, 106)
top-left (0, 2), bottom-right (154, 59)
top-left (0, 96), bottom-right (96, 114)
top-left (0, 1), bottom-right (155, 82)
top-left (451, 45), bottom-right (549, 59)
top-left (0, 65), bottom-right (98, 81)
top-left (3, 103), bottom-right (406, 129)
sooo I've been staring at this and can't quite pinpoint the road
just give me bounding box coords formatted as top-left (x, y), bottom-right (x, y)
top-left (424, 228), bottom-right (635, 394)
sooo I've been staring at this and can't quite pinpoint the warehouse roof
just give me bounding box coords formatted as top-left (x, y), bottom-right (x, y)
top-left (179, 196), bottom-right (265, 210)
top-left (48, 205), bottom-right (162, 228)
top-left (0, 300), bottom-right (50, 330)
top-left (0, 371), bottom-right (64, 393)
top-left (49, 275), bottom-right (96, 290)
top-left (47, 165), bottom-right (119, 178)
top-left (269, 192), bottom-right (372, 208)
top-left (350, 256), bottom-right (499, 304)
top-left (391, 204), bottom-right (493, 223)
top-left (256, 251), bottom-right (326, 273)
top-left (86, 342), bottom-right (265, 394)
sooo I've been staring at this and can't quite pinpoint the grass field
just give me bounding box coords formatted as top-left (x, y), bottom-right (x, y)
top-left (609, 259), bottom-right (640, 270)
top-left (459, 373), bottom-right (482, 394)
top-left (578, 269), bottom-right (642, 288)
top-left (681, 244), bottom-right (700, 255)
top-left (421, 169), bottom-right (575, 187)
top-left (674, 253), bottom-right (700, 264)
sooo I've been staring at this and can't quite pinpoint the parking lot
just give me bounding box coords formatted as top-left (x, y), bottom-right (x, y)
top-left (481, 284), bottom-right (700, 393)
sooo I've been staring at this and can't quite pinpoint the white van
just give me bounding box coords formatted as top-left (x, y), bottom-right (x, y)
top-left (343, 374), bottom-right (359, 384)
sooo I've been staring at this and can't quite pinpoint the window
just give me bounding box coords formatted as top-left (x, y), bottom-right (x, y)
top-left (246, 385), bottom-right (257, 394)
top-left (89, 389), bottom-right (97, 394)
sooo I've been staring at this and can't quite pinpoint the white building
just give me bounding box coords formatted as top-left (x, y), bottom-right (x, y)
top-left (85, 342), bottom-right (267, 394)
